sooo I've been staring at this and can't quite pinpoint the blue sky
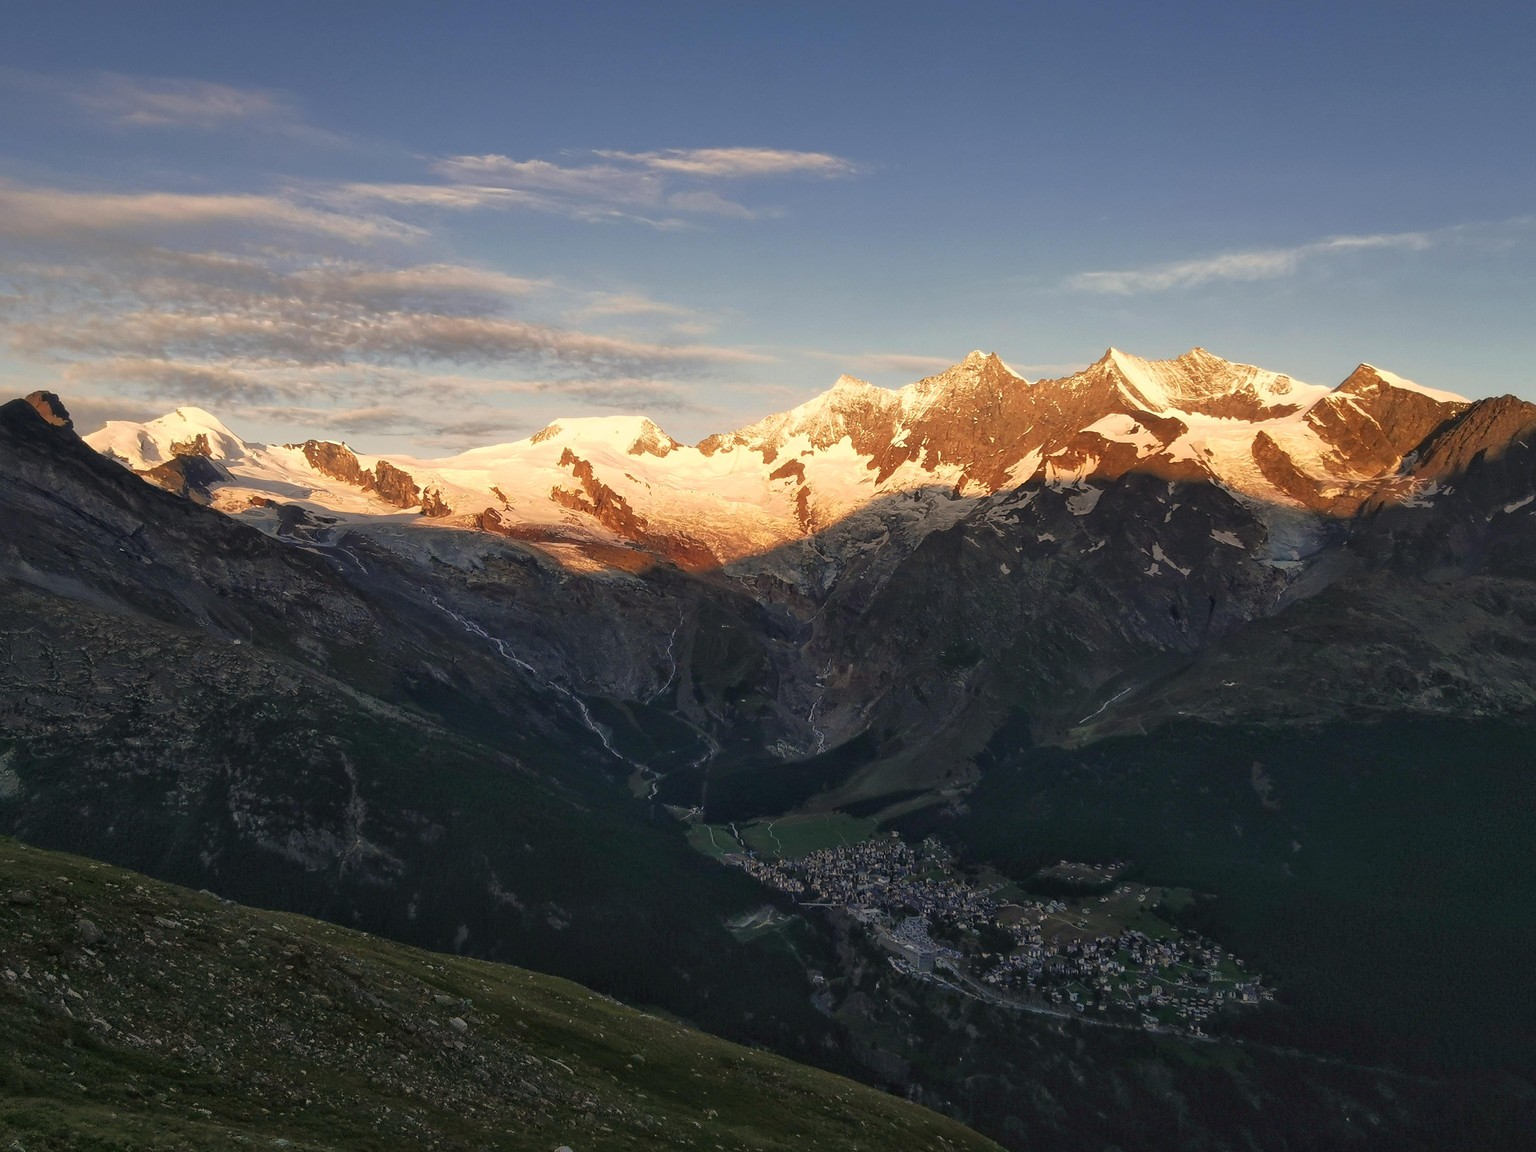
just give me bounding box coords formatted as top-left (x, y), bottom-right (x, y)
top-left (1, 0), bottom-right (1532, 451)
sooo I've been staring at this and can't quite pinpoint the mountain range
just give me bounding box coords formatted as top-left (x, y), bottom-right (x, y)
top-left (4, 344), bottom-right (1536, 1150)
top-left (85, 346), bottom-right (1497, 567)
top-left (80, 346), bottom-right (1536, 784)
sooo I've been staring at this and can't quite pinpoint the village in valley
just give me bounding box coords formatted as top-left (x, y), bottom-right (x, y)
top-left (690, 816), bottom-right (1272, 1035)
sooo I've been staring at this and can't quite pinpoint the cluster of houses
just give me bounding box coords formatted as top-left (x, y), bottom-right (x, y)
top-left (785, 836), bottom-right (1000, 926)
top-left (982, 919), bottom-right (1271, 1030)
top-left (716, 830), bottom-right (1272, 1035)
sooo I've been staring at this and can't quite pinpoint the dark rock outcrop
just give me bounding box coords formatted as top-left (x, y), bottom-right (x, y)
top-left (169, 432), bottom-right (213, 458)
top-left (370, 460), bottom-right (421, 509)
top-left (24, 391), bottom-right (72, 430)
top-left (289, 439), bottom-right (421, 509)
top-left (294, 439), bottom-right (371, 486)
top-left (554, 447), bottom-right (649, 537)
top-left (142, 452), bottom-right (226, 504)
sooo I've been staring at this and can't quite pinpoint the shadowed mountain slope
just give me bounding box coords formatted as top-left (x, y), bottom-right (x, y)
top-left (0, 394), bottom-right (848, 1067)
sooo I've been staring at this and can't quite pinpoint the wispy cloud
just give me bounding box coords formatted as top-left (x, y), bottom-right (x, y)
top-left (395, 145), bottom-right (862, 226)
top-left (425, 153), bottom-right (738, 223)
top-left (0, 67), bottom-right (341, 144)
top-left (75, 75), bottom-right (296, 130)
top-left (13, 268), bottom-right (764, 376)
top-left (0, 79), bottom-right (823, 445)
top-left (594, 147), bottom-right (860, 179)
top-left (0, 180), bottom-right (416, 245)
top-left (325, 181), bottom-right (553, 212)
top-left (61, 356), bottom-right (307, 407)
top-left (417, 412), bottom-right (532, 446)
top-left (250, 401), bottom-right (487, 442)
top-left (0, 172), bottom-right (768, 440)
top-left (662, 189), bottom-right (764, 220)
top-left (575, 292), bottom-right (698, 320)
top-left (566, 292), bottom-right (720, 338)
top-left (433, 155), bottom-right (661, 201)
top-left (1067, 230), bottom-right (1435, 294)
top-left (292, 263), bottom-right (547, 309)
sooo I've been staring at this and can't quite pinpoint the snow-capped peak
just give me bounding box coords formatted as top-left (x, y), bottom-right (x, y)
top-left (830, 373), bottom-right (879, 393)
top-left (1102, 347), bottom-right (1162, 406)
top-left (1096, 347), bottom-right (1326, 418)
top-left (87, 406), bottom-right (250, 470)
top-left (151, 407), bottom-right (247, 451)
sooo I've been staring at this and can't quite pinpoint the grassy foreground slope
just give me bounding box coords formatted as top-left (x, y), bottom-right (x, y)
top-left (0, 836), bottom-right (997, 1152)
